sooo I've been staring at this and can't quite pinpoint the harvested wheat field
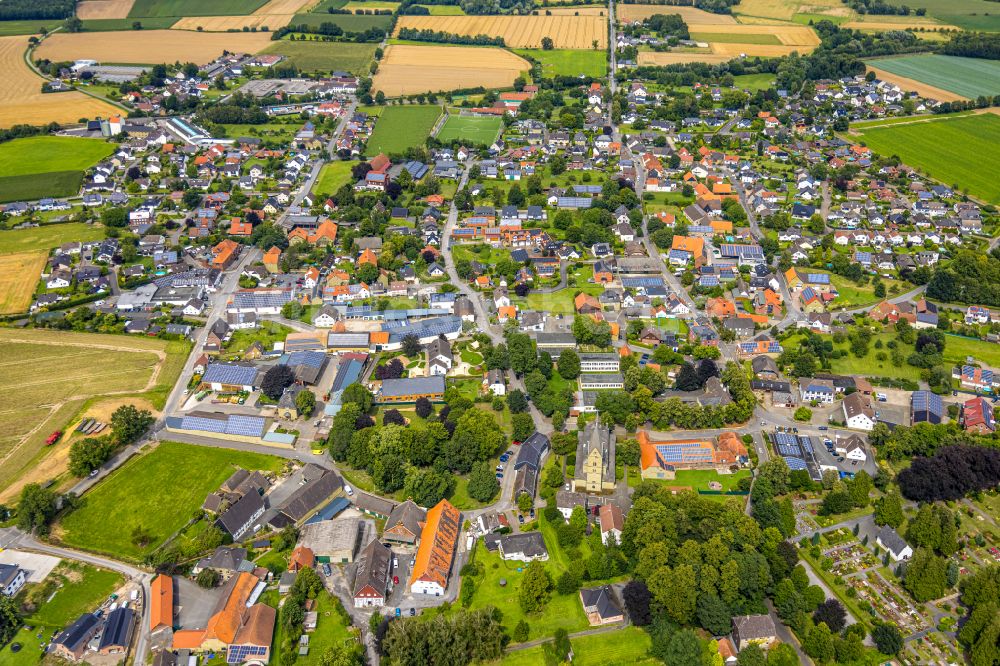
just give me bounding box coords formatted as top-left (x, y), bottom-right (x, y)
top-left (35, 30), bottom-right (273, 64)
top-left (866, 66), bottom-right (965, 102)
top-left (76, 0), bottom-right (135, 19)
top-left (172, 0), bottom-right (315, 31)
top-left (617, 4), bottom-right (736, 23)
top-left (0, 252), bottom-right (46, 315)
top-left (0, 37), bottom-right (118, 128)
top-left (374, 44), bottom-right (529, 96)
top-left (638, 51), bottom-right (730, 65)
top-left (396, 15), bottom-right (607, 48)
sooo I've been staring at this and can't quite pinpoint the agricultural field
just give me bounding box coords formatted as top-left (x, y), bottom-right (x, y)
top-left (733, 72), bottom-right (776, 90)
top-left (0, 222), bottom-right (104, 254)
top-left (0, 36), bottom-right (119, 129)
top-left (171, 0), bottom-right (318, 30)
top-left (0, 136), bottom-right (114, 179)
top-left (287, 11), bottom-right (393, 31)
top-left (415, 3), bottom-right (465, 13)
top-left (866, 55), bottom-right (1000, 100)
top-left (691, 30), bottom-right (783, 44)
top-left (513, 47), bottom-right (607, 77)
top-left (882, 0), bottom-right (1000, 31)
top-left (638, 51), bottom-right (730, 65)
top-left (314, 160), bottom-right (358, 195)
top-left (373, 44), bottom-right (529, 95)
top-left (853, 112), bottom-right (1000, 203)
top-left (262, 40), bottom-right (376, 73)
top-left (617, 4), bottom-right (737, 23)
top-left (395, 15), bottom-right (608, 48)
top-left (34, 30), bottom-right (273, 64)
top-left (57, 441), bottom-right (285, 560)
top-left (0, 251), bottom-right (47, 314)
top-left (364, 104), bottom-right (442, 155)
top-left (128, 0), bottom-right (268, 17)
top-left (436, 114), bottom-right (502, 144)
top-left (0, 19), bottom-right (66, 35)
top-left (76, 0), bottom-right (135, 19)
top-left (0, 136), bottom-right (114, 202)
top-left (544, 5), bottom-right (606, 14)
top-left (343, 0), bottom-right (398, 8)
top-left (0, 329), bottom-right (188, 495)
top-left (79, 16), bottom-right (179, 29)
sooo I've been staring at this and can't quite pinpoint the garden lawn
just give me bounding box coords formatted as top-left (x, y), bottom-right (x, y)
top-left (28, 563), bottom-right (123, 628)
top-left (500, 627), bottom-right (656, 665)
top-left (942, 334), bottom-right (1000, 368)
top-left (853, 112), bottom-right (1000, 203)
top-left (364, 105), bottom-right (442, 156)
top-left (460, 541), bottom-right (590, 641)
top-left (513, 48), bottom-right (607, 78)
top-left (57, 441), bottom-right (285, 560)
top-left (672, 468), bottom-right (750, 492)
top-left (314, 161), bottom-right (357, 196)
top-left (296, 593), bottom-right (357, 665)
top-left (733, 73), bottom-right (776, 91)
top-left (828, 273), bottom-right (904, 310)
top-left (262, 41), bottom-right (377, 74)
top-left (224, 321), bottom-right (292, 355)
top-left (436, 114), bottom-right (502, 145)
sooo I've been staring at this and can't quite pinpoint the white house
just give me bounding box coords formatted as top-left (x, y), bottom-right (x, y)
top-left (842, 393), bottom-right (876, 431)
top-left (876, 526), bottom-right (913, 561)
top-left (484, 368), bottom-right (506, 396)
top-left (0, 564), bottom-right (26, 597)
top-left (837, 434), bottom-right (868, 462)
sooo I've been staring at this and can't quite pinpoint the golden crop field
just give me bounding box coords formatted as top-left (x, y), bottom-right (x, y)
top-left (638, 51), bottom-right (730, 65)
top-left (0, 252), bottom-right (46, 315)
top-left (396, 15), bottom-right (607, 48)
top-left (373, 44), bottom-right (529, 96)
top-left (0, 37), bottom-right (119, 129)
top-left (76, 0), bottom-right (136, 19)
top-left (172, 0), bottom-right (316, 31)
top-left (35, 30), bottom-right (274, 64)
top-left (617, 4), bottom-right (736, 23)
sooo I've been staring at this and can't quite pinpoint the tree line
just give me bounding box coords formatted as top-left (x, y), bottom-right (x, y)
top-left (397, 27), bottom-right (506, 46)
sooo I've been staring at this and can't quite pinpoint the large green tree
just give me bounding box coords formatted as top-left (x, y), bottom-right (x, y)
top-left (467, 460), bottom-right (500, 503)
top-left (518, 560), bottom-right (552, 613)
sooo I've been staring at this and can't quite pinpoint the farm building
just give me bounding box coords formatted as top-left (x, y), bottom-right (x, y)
top-left (377, 376), bottom-right (446, 403)
top-left (353, 538), bottom-right (392, 608)
top-left (299, 518), bottom-right (366, 563)
top-left (409, 499), bottom-right (460, 596)
top-left (638, 431), bottom-right (747, 479)
top-left (384, 499), bottom-right (426, 545)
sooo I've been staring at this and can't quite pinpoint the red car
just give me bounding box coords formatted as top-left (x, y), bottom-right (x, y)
top-left (45, 431), bottom-right (62, 446)
top-left (512, 440), bottom-right (522, 446)
top-left (393, 576), bottom-right (399, 585)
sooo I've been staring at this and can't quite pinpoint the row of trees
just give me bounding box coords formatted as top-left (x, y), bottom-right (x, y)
top-left (397, 27), bottom-right (505, 46)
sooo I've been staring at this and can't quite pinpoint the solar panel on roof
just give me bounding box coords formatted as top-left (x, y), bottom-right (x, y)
top-left (181, 415), bottom-right (227, 434)
top-left (783, 456), bottom-right (808, 470)
top-left (621, 277), bottom-right (665, 288)
top-left (225, 415), bottom-right (265, 437)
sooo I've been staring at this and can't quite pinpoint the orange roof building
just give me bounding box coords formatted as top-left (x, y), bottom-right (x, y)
top-left (172, 572), bottom-right (274, 660)
top-left (671, 235), bottom-right (704, 257)
top-left (150, 574), bottom-right (173, 633)
top-left (289, 546), bottom-right (315, 572)
top-left (263, 246), bottom-right (281, 273)
top-left (228, 218), bottom-right (253, 236)
top-left (211, 239), bottom-right (240, 269)
top-left (638, 431), bottom-right (748, 480)
top-left (497, 305), bottom-right (517, 321)
top-left (706, 297), bottom-right (736, 318)
top-left (358, 248), bottom-right (378, 266)
top-left (409, 499), bottom-right (460, 596)
top-left (575, 293), bottom-right (602, 314)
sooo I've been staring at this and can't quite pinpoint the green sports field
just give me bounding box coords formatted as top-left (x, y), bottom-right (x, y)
top-left (867, 55), bottom-right (1000, 99)
top-left (57, 441), bottom-right (285, 560)
top-left (855, 113), bottom-right (1000, 203)
top-left (514, 48), bottom-right (607, 78)
top-left (128, 0), bottom-right (267, 17)
top-left (436, 114), bottom-right (502, 145)
top-left (364, 105), bottom-right (442, 156)
top-left (262, 40), bottom-right (376, 74)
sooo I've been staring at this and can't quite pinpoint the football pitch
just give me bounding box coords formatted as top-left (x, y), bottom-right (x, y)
top-left (436, 114), bottom-right (502, 145)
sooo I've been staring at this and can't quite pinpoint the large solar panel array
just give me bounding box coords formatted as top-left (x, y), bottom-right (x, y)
top-left (720, 244), bottom-right (764, 259)
top-left (805, 273), bottom-right (831, 285)
top-left (784, 457), bottom-right (808, 471)
top-left (668, 249), bottom-right (690, 260)
top-left (912, 390), bottom-right (943, 415)
top-left (700, 275), bottom-right (720, 287)
top-left (202, 363), bottom-right (258, 386)
top-left (772, 432), bottom-right (800, 457)
top-left (232, 290), bottom-right (292, 309)
top-left (286, 350), bottom-right (326, 369)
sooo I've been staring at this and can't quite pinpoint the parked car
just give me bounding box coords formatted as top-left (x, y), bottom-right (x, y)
top-left (393, 576), bottom-right (399, 585)
top-left (45, 431), bottom-right (62, 446)
top-left (322, 563), bottom-right (332, 577)
top-left (517, 514), bottom-right (524, 524)
top-left (818, 426), bottom-right (828, 430)
top-left (496, 472), bottom-right (503, 479)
